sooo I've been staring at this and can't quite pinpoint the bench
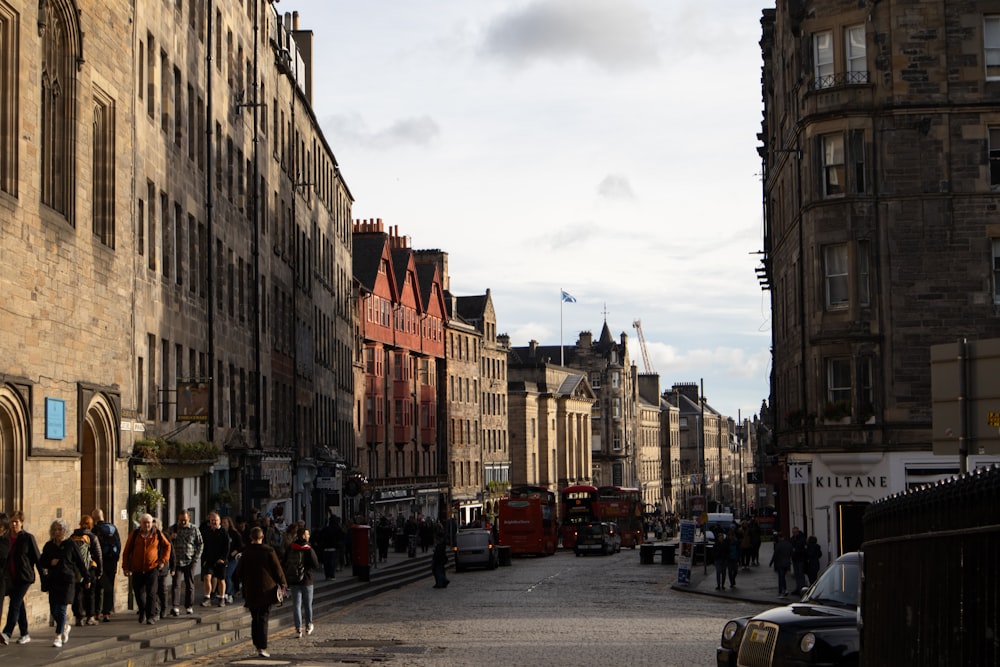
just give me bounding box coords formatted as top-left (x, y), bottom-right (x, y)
top-left (639, 543), bottom-right (676, 565)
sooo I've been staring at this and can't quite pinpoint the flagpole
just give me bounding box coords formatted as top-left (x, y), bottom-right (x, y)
top-left (560, 289), bottom-right (564, 366)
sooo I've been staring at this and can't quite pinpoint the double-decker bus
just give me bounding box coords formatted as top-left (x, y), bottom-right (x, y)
top-left (498, 485), bottom-right (558, 556)
top-left (593, 486), bottom-right (645, 548)
top-left (559, 484), bottom-right (599, 549)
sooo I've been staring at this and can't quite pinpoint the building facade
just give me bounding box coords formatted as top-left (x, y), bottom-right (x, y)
top-left (760, 0), bottom-right (1000, 560)
top-left (353, 220), bottom-right (447, 521)
top-left (0, 0), bottom-right (356, 627)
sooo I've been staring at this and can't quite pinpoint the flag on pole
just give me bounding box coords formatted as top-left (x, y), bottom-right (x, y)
top-left (561, 290), bottom-right (576, 303)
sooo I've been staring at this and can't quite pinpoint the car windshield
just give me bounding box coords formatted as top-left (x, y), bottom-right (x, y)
top-left (803, 558), bottom-right (859, 609)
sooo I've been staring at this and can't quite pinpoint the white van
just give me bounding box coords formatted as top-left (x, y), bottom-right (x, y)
top-left (453, 529), bottom-right (498, 571)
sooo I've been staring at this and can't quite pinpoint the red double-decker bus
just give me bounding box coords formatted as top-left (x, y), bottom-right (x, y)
top-left (593, 486), bottom-right (645, 548)
top-left (559, 484), bottom-right (599, 549)
top-left (498, 485), bottom-right (558, 556)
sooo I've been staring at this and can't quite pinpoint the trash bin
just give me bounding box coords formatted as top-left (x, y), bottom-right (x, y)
top-left (660, 545), bottom-right (676, 565)
top-left (351, 524), bottom-right (371, 581)
top-left (639, 543), bottom-right (656, 565)
top-left (497, 545), bottom-right (512, 566)
top-left (323, 547), bottom-right (337, 579)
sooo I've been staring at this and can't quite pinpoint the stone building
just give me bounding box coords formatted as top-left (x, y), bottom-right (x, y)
top-left (511, 323), bottom-right (639, 489)
top-left (452, 291), bottom-right (509, 524)
top-left (760, 0), bottom-right (1000, 557)
top-left (506, 364), bottom-right (595, 491)
top-left (353, 221), bottom-right (447, 520)
top-left (663, 383), bottom-right (729, 516)
top-left (1, 0), bottom-right (356, 626)
top-left (636, 374), bottom-right (664, 514)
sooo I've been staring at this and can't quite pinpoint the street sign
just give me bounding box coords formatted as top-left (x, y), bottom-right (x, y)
top-left (746, 470), bottom-right (762, 484)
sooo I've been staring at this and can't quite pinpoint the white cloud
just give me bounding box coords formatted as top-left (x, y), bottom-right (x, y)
top-left (323, 112), bottom-right (440, 149)
top-left (597, 174), bottom-right (636, 200)
top-left (481, 0), bottom-right (659, 71)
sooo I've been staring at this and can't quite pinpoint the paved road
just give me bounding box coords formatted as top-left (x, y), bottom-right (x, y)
top-left (177, 548), bottom-right (771, 666)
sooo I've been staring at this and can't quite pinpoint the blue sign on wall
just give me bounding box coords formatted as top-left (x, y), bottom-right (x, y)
top-left (46, 398), bottom-right (66, 440)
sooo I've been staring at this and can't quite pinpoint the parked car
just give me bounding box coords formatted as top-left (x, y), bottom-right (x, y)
top-left (453, 529), bottom-right (498, 571)
top-left (574, 521), bottom-right (622, 556)
top-left (717, 551), bottom-right (862, 667)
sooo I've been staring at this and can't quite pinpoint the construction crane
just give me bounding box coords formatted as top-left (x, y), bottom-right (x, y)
top-left (633, 319), bottom-right (655, 373)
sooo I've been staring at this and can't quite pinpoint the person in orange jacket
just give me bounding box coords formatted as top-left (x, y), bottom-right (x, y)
top-left (121, 514), bottom-right (171, 624)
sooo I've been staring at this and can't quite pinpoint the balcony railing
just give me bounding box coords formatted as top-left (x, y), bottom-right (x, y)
top-left (812, 70), bottom-right (870, 91)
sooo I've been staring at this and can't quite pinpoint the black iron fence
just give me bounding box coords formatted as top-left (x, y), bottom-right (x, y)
top-left (861, 465), bottom-right (1000, 666)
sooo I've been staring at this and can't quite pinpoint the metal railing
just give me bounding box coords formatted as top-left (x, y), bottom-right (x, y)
top-left (861, 465), bottom-right (1000, 666)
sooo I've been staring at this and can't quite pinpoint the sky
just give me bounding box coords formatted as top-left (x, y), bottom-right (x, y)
top-left (276, 0), bottom-right (772, 421)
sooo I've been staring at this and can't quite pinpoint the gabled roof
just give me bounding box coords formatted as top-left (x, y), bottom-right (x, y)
top-left (352, 234), bottom-right (399, 299)
top-left (597, 321), bottom-right (615, 349)
top-left (391, 246), bottom-right (424, 313)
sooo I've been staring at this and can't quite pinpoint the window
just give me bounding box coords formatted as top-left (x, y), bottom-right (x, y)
top-left (990, 128), bottom-right (1000, 188)
top-left (850, 129), bottom-right (866, 194)
top-left (814, 30), bottom-right (834, 89)
top-left (858, 241), bottom-right (871, 306)
top-left (826, 358), bottom-right (852, 405)
top-left (0, 1), bottom-right (17, 195)
top-left (993, 239), bottom-right (1000, 304)
top-left (846, 25), bottom-right (867, 82)
top-left (986, 16), bottom-right (1000, 80)
top-left (822, 134), bottom-right (845, 197)
top-left (92, 91), bottom-right (115, 247)
top-left (40, 0), bottom-right (78, 221)
top-left (824, 244), bottom-right (849, 309)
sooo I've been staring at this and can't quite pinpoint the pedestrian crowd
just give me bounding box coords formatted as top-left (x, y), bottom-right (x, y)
top-left (710, 517), bottom-right (762, 591)
top-left (0, 506), bottom-right (329, 657)
top-left (769, 525), bottom-right (823, 597)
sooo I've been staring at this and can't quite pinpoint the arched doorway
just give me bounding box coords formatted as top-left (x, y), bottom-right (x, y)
top-left (0, 383), bottom-right (28, 512)
top-left (81, 394), bottom-right (117, 518)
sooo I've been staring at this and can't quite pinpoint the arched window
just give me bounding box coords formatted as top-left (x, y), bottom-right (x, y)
top-left (39, 0), bottom-right (81, 222)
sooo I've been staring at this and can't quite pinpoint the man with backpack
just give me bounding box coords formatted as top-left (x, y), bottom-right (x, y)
top-left (282, 524), bottom-right (319, 639)
top-left (70, 515), bottom-right (103, 626)
top-left (92, 508), bottom-right (120, 622)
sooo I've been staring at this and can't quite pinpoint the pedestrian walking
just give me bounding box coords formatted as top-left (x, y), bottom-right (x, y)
top-left (282, 524), bottom-right (320, 638)
top-left (92, 509), bottom-right (121, 622)
top-left (431, 525), bottom-right (449, 589)
top-left (739, 520), bottom-right (753, 569)
top-left (39, 518), bottom-right (92, 647)
top-left (200, 511), bottom-right (230, 607)
top-left (121, 513), bottom-right (171, 625)
top-left (712, 530), bottom-right (728, 591)
top-left (805, 534), bottom-right (823, 585)
top-left (769, 531), bottom-right (793, 597)
top-left (375, 516), bottom-right (392, 563)
top-left (727, 527), bottom-right (741, 588)
top-left (167, 510), bottom-right (203, 616)
top-left (221, 515), bottom-right (244, 603)
top-left (154, 519), bottom-right (175, 619)
top-left (234, 526), bottom-right (287, 658)
top-left (790, 526), bottom-right (807, 591)
top-left (749, 518), bottom-right (762, 566)
top-left (69, 515), bottom-right (103, 626)
top-left (1, 510), bottom-right (41, 646)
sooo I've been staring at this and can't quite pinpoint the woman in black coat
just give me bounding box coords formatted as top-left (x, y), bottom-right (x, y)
top-left (234, 526), bottom-right (287, 658)
top-left (40, 519), bottom-right (92, 647)
top-left (0, 510), bottom-right (40, 646)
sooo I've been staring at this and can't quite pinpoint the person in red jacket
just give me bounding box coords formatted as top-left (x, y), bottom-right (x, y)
top-left (121, 514), bottom-right (171, 625)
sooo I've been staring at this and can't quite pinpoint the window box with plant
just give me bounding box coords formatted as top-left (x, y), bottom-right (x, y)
top-left (822, 400), bottom-right (852, 424)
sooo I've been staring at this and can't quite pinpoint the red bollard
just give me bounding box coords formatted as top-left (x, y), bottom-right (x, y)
top-left (351, 524), bottom-right (371, 581)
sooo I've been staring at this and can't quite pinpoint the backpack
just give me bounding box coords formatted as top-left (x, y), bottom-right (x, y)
top-left (70, 533), bottom-right (94, 581)
top-left (96, 521), bottom-right (120, 562)
top-left (283, 547), bottom-right (305, 584)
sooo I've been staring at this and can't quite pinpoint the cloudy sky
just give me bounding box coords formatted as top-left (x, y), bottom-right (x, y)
top-left (276, 0), bottom-right (771, 421)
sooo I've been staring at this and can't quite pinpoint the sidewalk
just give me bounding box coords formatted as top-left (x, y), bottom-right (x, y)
top-left (1, 543), bottom-right (433, 667)
top-left (667, 546), bottom-right (795, 606)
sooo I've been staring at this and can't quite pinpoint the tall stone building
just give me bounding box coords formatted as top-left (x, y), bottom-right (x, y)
top-left (1, 0), bottom-right (355, 626)
top-left (760, 0), bottom-right (1000, 557)
top-left (353, 221), bottom-right (447, 521)
top-left (511, 322), bottom-right (639, 489)
top-left (452, 291), bottom-right (509, 524)
top-left (506, 364), bottom-right (595, 490)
